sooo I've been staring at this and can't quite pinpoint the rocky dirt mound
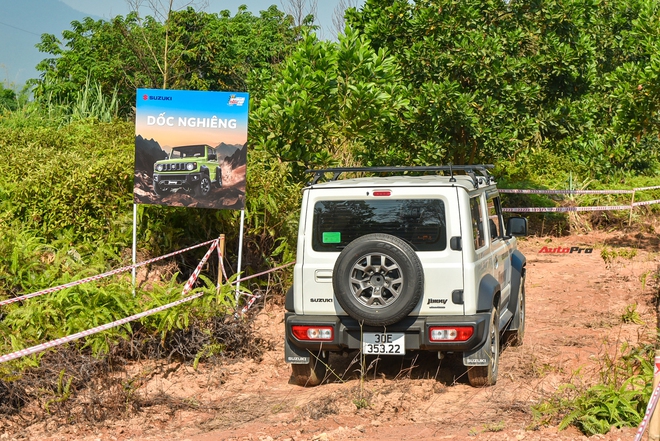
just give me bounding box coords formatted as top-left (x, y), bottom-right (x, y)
top-left (133, 165), bottom-right (246, 209)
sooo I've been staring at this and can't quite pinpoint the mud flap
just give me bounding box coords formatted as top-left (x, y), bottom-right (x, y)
top-left (285, 338), bottom-right (310, 364)
top-left (507, 250), bottom-right (526, 329)
top-left (463, 340), bottom-right (489, 367)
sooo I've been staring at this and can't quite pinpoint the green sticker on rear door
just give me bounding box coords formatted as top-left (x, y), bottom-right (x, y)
top-left (322, 232), bottom-right (341, 243)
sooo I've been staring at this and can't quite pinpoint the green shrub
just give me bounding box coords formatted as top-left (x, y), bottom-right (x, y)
top-left (533, 342), bottom-right (654, 435)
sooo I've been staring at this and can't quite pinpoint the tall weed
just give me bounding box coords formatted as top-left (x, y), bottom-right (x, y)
top-left (533, 342), bottom-right (654, 435)
top-left (35, 76), bottom-right (119, 124)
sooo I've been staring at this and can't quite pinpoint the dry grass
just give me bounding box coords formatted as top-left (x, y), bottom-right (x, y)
top-left (0, 313), bottom-right (269, 433)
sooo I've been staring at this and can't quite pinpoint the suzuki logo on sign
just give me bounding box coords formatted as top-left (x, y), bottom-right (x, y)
top-left (142, 94), bottom-right (173, 101)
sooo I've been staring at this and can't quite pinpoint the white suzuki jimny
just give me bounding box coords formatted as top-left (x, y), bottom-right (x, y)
top-left (284, 165), bottom-right (527, 387)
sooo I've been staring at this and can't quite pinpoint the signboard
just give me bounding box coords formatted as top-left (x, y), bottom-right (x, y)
top-left (134, 88), bottom-right (249, 210)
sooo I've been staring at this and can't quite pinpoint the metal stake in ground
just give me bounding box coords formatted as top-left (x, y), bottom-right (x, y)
top-left (217, 234), bottom-right (225, 293)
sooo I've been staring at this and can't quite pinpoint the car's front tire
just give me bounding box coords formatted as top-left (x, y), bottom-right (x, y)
top-left (195, 175), bottom-right (211, 197)
top-left (153, 181), bottom-right (170, 196)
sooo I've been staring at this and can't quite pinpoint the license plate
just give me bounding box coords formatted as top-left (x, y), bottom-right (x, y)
top-left (362, 333), bottom-right (405, 355)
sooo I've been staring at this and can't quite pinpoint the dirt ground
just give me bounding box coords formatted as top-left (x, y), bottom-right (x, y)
top-left (4, 227), bottom-right (660, 441)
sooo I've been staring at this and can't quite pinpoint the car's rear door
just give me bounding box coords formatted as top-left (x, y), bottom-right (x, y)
top-left (296, 184), bottom-right (464, 316)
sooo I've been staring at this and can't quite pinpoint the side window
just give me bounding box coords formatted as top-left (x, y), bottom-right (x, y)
top-left (470, 196), bottom-right (485, 250)
top-left (487, 196), bottom-right (503, 240)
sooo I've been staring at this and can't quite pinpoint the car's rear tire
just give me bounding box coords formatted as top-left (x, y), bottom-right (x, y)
top-left (503, 273), bottom-right (525, 347)
top-left (467, 307), bottom-right (500, 387)
top-left (290, 351), bottom-right (329, 387)
top-left (215, 167), bottom-right (223, 187)
top-left (195, 175), bottom-right (211, 197)
top-left (332, 233), bottom-right (424, 327)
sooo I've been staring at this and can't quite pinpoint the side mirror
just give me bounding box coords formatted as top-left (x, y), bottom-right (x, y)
top-left (506, 216), bottom-right (528, 237)
top-left (208, 154), bottom-right (217, 161)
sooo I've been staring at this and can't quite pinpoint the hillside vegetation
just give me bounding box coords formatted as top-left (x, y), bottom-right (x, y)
top-left (0, 0), bottom-right (659, 433)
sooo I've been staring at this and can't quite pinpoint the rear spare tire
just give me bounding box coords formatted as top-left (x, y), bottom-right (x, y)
top-left (332, 233), bottom-right (424, 326)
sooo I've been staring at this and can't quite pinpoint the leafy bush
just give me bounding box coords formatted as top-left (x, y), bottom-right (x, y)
top-left (0, 119), bottom-right (134, 242)
top-left (0, 226), bottom-right (238, 358)
top-left (533, 342), bottom-right (654, 435)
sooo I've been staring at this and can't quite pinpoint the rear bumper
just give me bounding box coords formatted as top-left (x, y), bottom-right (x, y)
top-left (285, 312), bottom-right (489, 359)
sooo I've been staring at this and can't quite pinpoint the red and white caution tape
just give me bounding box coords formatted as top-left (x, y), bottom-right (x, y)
top-left (0, 240), bottom-right (218, 364)
top-left (239, 294), bottom-right (262, 316)
top-left (499, 186), bottom-right (660, 194)
top-left (238, 261), bottom-right (295, 283)
top-left (502, 205), bottom-right (632, 213)
top-left (0, 239), bottom-right (218, 308)
top-left (0, 292), bottom-right (204, 364)
top-left (633, 379), bottom-right (660, 441)
top-left (633, 199), bottom-right (660, 207)
top-left (634, 185), bottom-right (660, 192)
top-left (499, 189), bottom-right (634, 195)
top-left (218, 247), bottom-right (233, 284)
top-left (181, 240), bottom-right (217, 296)
top-left (0, 230), bottom-right (287, 361)
top-left (217, 246), bottom-right (226, 284)
top-left (230, 261), bottom-right (295, 317)
top-left (218, 259), bottom-right (294, 287)
top-left (497, 186), bottom-right (660, 212)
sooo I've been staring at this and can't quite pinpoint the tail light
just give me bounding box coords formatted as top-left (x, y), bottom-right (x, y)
top-left (292, 326), bottom-right (333, 341)
top-left (429, 326), bottom-right (473, 342)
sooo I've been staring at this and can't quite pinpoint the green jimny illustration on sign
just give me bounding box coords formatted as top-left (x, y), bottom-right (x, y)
top-left (152, 144), bottom-right (223, 198)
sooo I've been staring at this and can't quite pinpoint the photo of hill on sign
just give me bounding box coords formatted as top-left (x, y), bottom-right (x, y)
top-left (134, 88), bottom-right (249, 210)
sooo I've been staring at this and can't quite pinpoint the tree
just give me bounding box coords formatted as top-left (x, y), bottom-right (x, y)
top-left (125, 0), bottom-right (209, 89)
top-left (331, 0), bottom-right (360, 38)
top-left (0, 83), bottom-right (17, 111)
top-left (340, 0), bottom-right (660, 176)
top-left (280, 0), bottom-right (318, 29)
top-left (32, 6), bottom-right (301, 115)
top-left (252, 0), bottom-right (660, 178)
top-left (251, 29), bottom-right (412, 177)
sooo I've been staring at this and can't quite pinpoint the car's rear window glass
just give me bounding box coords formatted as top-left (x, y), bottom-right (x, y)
top-left (312, 199), bottom-right (446, 252)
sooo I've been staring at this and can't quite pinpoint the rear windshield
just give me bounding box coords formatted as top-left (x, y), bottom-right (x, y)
top-left (312, 199), bottom-right (446, 252)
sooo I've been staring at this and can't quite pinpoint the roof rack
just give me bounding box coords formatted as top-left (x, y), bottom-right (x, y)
top-left (306, 165), bottom-right (495, 187)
